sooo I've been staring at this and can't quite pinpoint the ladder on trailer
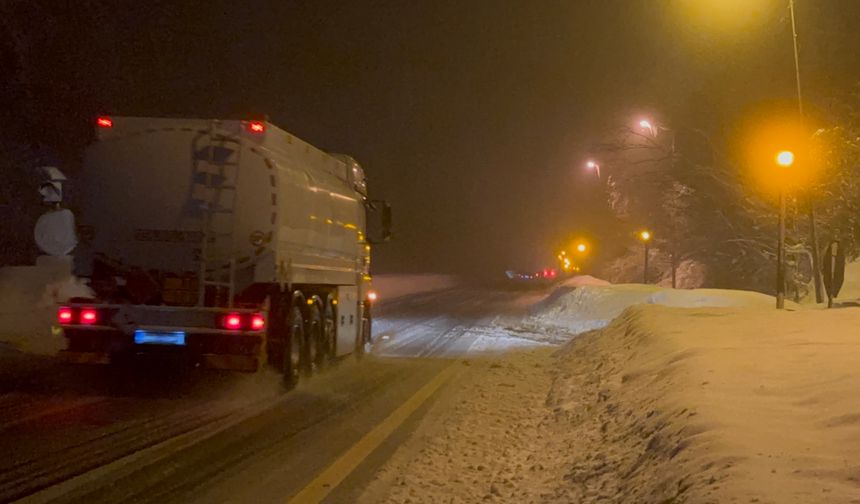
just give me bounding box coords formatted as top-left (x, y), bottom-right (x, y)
top-left (194, 121), bottom-right (242, 307)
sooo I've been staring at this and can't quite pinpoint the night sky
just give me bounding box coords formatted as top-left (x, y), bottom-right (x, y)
top-left (7, 0), bottom-right (859, 274)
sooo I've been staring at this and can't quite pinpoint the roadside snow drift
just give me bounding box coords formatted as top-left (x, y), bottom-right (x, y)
top-left (519, 283), bottom-right (776, 339)
top-left (545, 304), bottom-right (860, 502)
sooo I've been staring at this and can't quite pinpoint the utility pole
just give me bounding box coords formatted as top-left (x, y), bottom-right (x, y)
top-left (644, 241), bottom-right (650, 284)
top-left (777, 190), bottom-right (787, 309)
top-left (788, 0), bottom-right (824, 303)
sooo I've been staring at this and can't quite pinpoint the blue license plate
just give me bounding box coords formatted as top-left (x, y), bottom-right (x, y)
top-left (134, 330), bottom-right (186, 346)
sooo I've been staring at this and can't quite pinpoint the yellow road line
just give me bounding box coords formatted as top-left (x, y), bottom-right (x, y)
top-left (288, 363), bottom-right (457, 503)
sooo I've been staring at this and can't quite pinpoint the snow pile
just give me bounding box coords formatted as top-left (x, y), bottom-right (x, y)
top-left (0, 256), bottom-right (91, 354)
top-left (529, 284), bottom-right (774, 335)
top-left (543, 304), bottom-right (860, 502)
top-left (371, 274), bottom-right (459, 301)
top-left (559, 274), bottom-right (611, 288)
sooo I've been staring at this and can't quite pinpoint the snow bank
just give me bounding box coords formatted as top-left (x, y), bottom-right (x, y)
top-left (371, 274), bottom-right (459, 301)
top-left (529, 284), bottom-right (775, 335)
top-left (559, 274), bottom-right (611, 288)
top-left (544, 304), bottom-right (860, 502)
top-left (0, 256), bottom-right (92, 354)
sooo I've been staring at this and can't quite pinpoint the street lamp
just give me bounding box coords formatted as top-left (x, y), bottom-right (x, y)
top-left (639, 230), bottom-right (652, 284)
top-left (585, 160), bottom-right (601, 179)
top-left (637, 117), bottom-right (680, 287)
top-left (775, 150), bottom-right (794, 309)
top-left (576, 242), bottom-right (587, 253)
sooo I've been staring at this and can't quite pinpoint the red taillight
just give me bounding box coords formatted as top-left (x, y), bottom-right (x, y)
top-left (247, 121), bottom-right (265, 133)
top-left (222, 313), bottom-right (243, 330)
top-left (250, 314), bottom-right (266, 331)
top-left (96, 116), bottom-right (113, 128)
top-left (58, 307), bottom-right (73, 324)
top-left (79, 308), bottom-right (98, 325)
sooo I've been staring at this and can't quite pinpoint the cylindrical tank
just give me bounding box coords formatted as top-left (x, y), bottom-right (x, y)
top-left (75, 117), bottom-right (367, 292)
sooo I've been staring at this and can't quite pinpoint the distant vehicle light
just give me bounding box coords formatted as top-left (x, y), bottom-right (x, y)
top-left (367, 291), bottom-right (378, 302)
top-left (79, 308), bottom-right (98, 325)
top-left (247, 121), bottom-right (265, 133)
top-left (222, 313), bottom-right (243, 330)
top-left (250, 314), bottom-right (266, 331)
top-left (96, 116), bottom-right (113, 128)
top-left (58, 307), bottom-right (74, 324)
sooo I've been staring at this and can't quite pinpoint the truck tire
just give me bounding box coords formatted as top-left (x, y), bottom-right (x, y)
top-left (305, 303), bottom-right (322, 377)
top-left (283, 305), bottom-right (304, 389)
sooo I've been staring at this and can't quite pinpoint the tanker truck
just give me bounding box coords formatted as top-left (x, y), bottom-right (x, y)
top-left (57, 116), bottom-right (391, 386)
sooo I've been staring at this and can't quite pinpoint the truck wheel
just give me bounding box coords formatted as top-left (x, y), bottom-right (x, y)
top-left (283, 306), bottom-right (304, 389)
top-left (305, 303), bottom-right (322, 377)
top-left (321, 301), bottom-right (336, 368)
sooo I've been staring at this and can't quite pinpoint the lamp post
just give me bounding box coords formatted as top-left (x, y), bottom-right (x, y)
top-left (775, 150), bottom-right (795, 309)
top-left (639, 230), bottom-right (652, 284)
top-left (786, 0), bottom-right (823, 304)
top-left (638, 119), bottom-right (678, 287)
top-left (585, 160), bottom-right (601, 179)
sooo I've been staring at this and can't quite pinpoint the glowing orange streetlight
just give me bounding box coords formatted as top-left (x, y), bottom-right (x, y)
top-left (576, 242), bottom-right (587, 253)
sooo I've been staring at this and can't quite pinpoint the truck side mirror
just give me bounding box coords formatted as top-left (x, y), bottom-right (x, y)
top-left (366, 200), bottom-right (392, 244)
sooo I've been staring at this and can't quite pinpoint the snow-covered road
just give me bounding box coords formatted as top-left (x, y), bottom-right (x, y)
top-left (0, 284), bottom-right (547, 503)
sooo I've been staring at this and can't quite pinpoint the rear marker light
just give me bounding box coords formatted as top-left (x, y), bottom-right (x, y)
top-left (250, 314), bottom-right (266, 331)
top-left (96, 116), bottom-right (113, 128)
top-left (223, 314), bottom-right (243, 330)
top-left (80, 309), bottom-right (98, 325)
top-left (248, 121), bottom-right (265, 133)
top-left (58, 307), bottom-right (73, 324)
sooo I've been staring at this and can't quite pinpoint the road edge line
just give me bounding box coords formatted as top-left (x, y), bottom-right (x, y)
top-left (287, 363), bottom-right (457, 503)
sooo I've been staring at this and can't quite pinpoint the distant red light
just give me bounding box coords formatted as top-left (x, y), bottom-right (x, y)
top-left (80, 308), bottom-right (98, 325)
top-left (222, 313), bottom-right (243, 330)
top-left (247, 121), bottom-right (265, 133)
top-left (58, 307), bottom-right (73, 324)
top-left (96, 116), bottom-right (113, 128)
top-left (250, 314), bottom-right (266, 331)
top-left (367, 291), bottom-right (378, 303)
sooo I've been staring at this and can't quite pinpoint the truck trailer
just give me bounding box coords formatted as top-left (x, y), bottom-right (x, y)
top-left (57, 116), bottom-right (390, 386)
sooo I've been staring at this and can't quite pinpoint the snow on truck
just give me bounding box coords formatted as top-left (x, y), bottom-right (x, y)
top-left (57, 116), bottom-right (391, 385)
